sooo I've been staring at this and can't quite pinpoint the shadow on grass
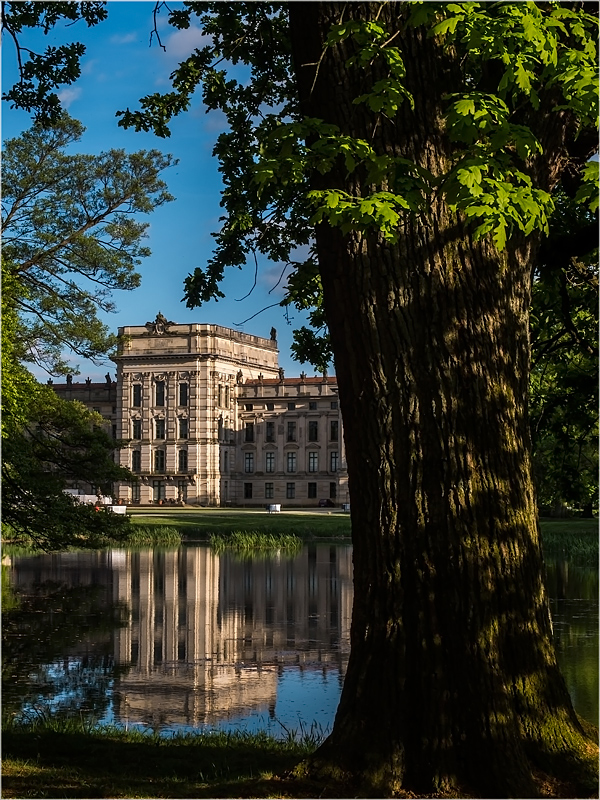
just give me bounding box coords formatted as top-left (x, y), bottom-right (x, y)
top-left (2, 726), bottom-right (352, 799)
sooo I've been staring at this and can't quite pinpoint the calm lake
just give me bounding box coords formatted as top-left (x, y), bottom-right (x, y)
top-left (3, 544), bottom-right (598, 736)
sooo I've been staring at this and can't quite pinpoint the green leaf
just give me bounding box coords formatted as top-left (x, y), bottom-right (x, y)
top-left (455, 98), bottom-right (476, 116)
top-left (431, 16), bottom-right (461, 36)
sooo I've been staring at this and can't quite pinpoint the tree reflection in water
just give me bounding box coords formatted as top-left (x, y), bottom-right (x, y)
top-left (546, 560), bottom-right (599, 728)
top-left (3, 546), bottom-right (597, 732)
top-left (2, 576), bottom-right (129, 724)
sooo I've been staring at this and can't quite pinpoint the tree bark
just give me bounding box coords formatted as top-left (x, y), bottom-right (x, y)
top-left (288, 3), bottom-right (596, 796)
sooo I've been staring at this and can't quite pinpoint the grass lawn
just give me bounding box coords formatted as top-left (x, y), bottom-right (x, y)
top-left (538, 518), bottom-right (599, 563)
top-left (127, 509), bottom-right (597, 556)
top-left (3, 718), bottom-right (597, 799)
top-left (1, 724), bottom-right (334, 799)
top-left (129, 507), bottom-right (352, 541)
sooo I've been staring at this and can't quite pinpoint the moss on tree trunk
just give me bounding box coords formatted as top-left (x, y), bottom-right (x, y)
top-left (288, 3), bottom-right (598, 796)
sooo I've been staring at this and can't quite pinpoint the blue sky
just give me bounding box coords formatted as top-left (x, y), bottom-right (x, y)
top-left (2, 1), bottom-right (313, 381)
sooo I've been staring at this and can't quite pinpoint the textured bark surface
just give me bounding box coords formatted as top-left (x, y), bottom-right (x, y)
top-left (288, 3), bottom-right (597, 797)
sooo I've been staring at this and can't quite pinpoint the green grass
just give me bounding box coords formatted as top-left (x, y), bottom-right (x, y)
top-left (123, 524), bottom-right (183, 547)
top-left (209, 529), bottom-right (303, 554)
top-left (539, 518), bottom-right (599, 564)
top-left (1, 717), bottom-right (331, 799)
top-left (129, 507), bottom-right (352, 542)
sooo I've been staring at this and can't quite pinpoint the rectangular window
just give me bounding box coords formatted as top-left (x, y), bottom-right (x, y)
top-left (286, 482), bottom-right (295, 499)
top-left (286, 452), bottom-right (297, 473)
top-left (155, 418), bottom-right (165, 439)
top-left (265, 452), bottom-right (275, 473)
top-left (331, 400), bottom-right (338, 410)
top-left (309, 401), bottom-right (317, 410)
top-left (330, 481), bottom-right (337, 500)
top-left (308, 420), bottom-right (318, 441)
top-left (308, 452), bottom-right (319, 472)
top-left (330, 420), bottom-right (339, 441)
top-left (266, 421), bottom-right (275, 442)
top-left (244, 452), bottom-right (255, 473)
top-left (132, 384), bottom-right (142, 407)
top-left (330, 451), bottom-right (339, 472)
top-left (308, 482), bottom-right (317, 499)
top-left (155, 381), bottom-right (165, 406)
top-left (245, 422), bottom-right (254, 442)
top-left (266, 402), bottom-right (274, 411)
top-left (154, 449), bottom-right (165, 473)
top-left (287, 421), bottom-right (296, 442)
top-left (132, 419), bottom-right (142, 439)
top-left (132, 450), bottom-right (141, 472)
top-left (244, 482), bottom-right (253, 499)
top-left (245, 403), bottom-right (253, 411)
top-left (179, 383), bottom-right (188, 406)
top-left (153, 480), bottom-right (166, 501)
top-left (112, 425), bottom-right (117, 439)
top-left (179, 418), bottom-right (188, 439)
top-left (178, 449), bottom-right (188, 472)
top-left (287, 402), bottom-right (296, 410)
top-left (265, 482), bottom-right (274, 499)
top-left (131, 481), bottom-right (140, 502)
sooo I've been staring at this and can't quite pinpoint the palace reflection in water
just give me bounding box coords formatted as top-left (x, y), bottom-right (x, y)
top-left (10, 545), bottom-right (353, 731)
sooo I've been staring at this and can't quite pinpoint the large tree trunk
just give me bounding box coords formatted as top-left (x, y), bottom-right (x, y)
top-left (288, 3), bottom-right (596, 797)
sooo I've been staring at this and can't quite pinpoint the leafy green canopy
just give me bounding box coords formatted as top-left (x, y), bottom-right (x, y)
top-left (530, 194), bottom-right (598, 513)
top-left (1, 112), bottom-right (175, 547)
top-left (1, 1), bottom-right (108, 125)
top-left (117, 2), bottom-right (598, 315)
top-left (1, 274), bottom-right (134, 551)
top-left (2, 114), bottom-right (176, 375)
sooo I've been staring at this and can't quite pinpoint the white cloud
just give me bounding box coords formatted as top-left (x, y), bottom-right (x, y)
top-left (165, 25), bottom-right (210, 60)
top-left (57, 87), bottom-right (82, 108)
top-left (110, 32), bottom-right (138, 45)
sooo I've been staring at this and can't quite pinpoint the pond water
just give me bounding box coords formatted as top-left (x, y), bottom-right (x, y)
top-left (3, 544), bottom-right (598, 736)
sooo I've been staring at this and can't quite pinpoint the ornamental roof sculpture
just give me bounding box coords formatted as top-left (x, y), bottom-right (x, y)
top-left (145, 312), bottom-right (175, 336)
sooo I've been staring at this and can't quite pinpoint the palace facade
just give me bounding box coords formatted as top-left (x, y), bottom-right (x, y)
top-left (52, 317), bottom-right (348, 507)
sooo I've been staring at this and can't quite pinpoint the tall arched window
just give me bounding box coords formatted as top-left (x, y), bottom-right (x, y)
top-left (178, 449), bottom-right (188, 473)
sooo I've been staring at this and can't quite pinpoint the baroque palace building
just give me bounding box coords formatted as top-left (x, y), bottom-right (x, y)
top-left (52, 314), bottom-right (348, 507)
